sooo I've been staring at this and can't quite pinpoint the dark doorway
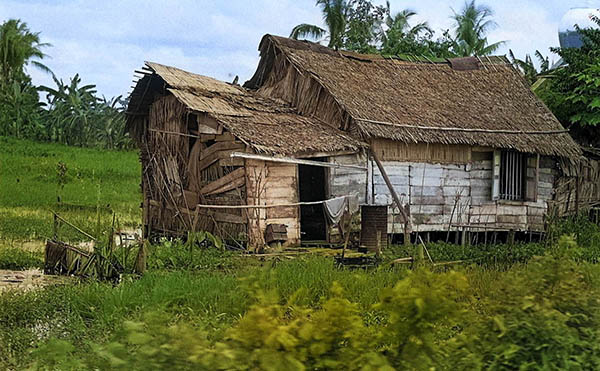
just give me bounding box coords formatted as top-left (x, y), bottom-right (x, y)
top-left (299, 160), bottom-right (327, 241)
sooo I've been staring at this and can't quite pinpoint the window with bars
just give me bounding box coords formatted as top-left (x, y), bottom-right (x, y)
top-left (499, 151), bottom-right (526, 200)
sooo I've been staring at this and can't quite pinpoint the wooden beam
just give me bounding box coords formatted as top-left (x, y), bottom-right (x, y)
top-left (197, 143), bottom-right (245, 171)
top-left (370, 150), bottom-right (411, 245)
top-left (201, 141), bottom-right (245, 161)
top-left (230, 152), bottom-right (367, 171)
top-left (289, 150), bottom-right (359, 158)
top-left (200, 168), bottom-right (245, 195)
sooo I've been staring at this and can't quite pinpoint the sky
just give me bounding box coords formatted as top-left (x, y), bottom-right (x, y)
top-left (0, 0), bottom-right (597, 99)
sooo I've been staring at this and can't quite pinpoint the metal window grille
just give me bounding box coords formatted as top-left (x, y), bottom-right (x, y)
top-left (499, 151), bottom-right (525, 200)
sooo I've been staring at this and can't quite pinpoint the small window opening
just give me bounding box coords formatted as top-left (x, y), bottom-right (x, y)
top-left (499, 151), bottom-right (526, 200)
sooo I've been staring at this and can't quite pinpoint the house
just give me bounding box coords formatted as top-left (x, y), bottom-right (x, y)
top-left (127, 35), bottom-right (584, 248)
top-left (126, 62), bottom-right (364, 248)
top-left (244, 35), bottom-right (582, 243)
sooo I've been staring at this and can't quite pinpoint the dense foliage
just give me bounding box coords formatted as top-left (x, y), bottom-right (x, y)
top-left (534, 14), bottom-right (600, 146)
top-left (0, 19), bottom-right (132, 149)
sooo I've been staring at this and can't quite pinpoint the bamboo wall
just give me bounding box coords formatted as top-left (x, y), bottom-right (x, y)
top-left (142, 96), bottom-right (249, 241)
top-left (552, 157), bottom-right (600, 216)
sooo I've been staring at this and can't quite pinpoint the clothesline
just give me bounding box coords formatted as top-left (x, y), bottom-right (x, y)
top-left (194, 196), bottom-right (348, 209)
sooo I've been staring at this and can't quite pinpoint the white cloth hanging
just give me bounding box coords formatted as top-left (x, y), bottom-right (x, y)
top-left (323, 196), bottom-right (347, 226)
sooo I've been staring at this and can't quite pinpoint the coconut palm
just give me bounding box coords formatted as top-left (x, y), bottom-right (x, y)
top-left (509, 49), bottom-right (551, 84)
top-left (383, 6), bottom-right (431, 42)
top-left (381, 3), bottom-right (432, 54)
top-left (0, 19), bottom-right (51, 86)
top-left (290, 0), bottom-right (348, 49)
top-left (450, 0), bottom-right (505, 56)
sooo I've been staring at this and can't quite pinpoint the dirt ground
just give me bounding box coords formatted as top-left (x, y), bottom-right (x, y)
top-left (0, 269), bottom-right (70, 292)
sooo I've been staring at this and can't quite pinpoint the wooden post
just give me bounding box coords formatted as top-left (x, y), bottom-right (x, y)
top-left (53, 213), bottom-right (58, 240)
top-left (376, 231), bottom-right (382, 258)
top-left (370, 150), bottom-right (411, 245)
top-left (575, 161), bottom-right (582, 216)
top-left (508, 229), bottom-right (515, 245)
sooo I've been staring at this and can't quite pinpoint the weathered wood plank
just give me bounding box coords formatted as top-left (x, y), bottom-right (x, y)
top-left (472, 160), bottom-right (493, 170)
top-left (470, 170), bottom-right (493, 179)
top-left (215, 132), bottom-right (236, 142)
top-left (497, 204), bottom-right (527, 216)
top-left (199, 168), bottom-right (245, 195)
top-left (203, 176), bottom-right (245, 196)
top-left (267, 206), bottom-right (298, 219)
top-left (497, 215), bottom-right (528, 225)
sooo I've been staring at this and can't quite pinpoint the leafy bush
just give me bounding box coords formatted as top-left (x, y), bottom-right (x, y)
top-left (146, 233), bottom-right (234, 272)
top-left (30, 269), bottom-right (469, 370)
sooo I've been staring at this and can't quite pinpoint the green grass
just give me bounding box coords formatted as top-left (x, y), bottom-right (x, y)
top-left (0, 247), bottom-right (43, 270)
top-left (0, 136), bottom-right (141, 243)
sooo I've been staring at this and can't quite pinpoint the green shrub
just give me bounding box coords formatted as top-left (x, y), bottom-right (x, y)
top-left (453, 236), bottom-right (600, 370)
top-left (146, 237), bottom-right (235, 272)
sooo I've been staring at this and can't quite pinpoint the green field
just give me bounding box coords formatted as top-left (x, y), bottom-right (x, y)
top-left (0, 136), bottom-right (141, 245)
top-left (2, 138), bottom-right (600, 370)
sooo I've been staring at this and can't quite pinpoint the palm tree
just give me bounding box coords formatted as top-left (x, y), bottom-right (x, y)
top-left (509, 50), bottom-right (551, 85)
top-left (0, 19), bottom-right (51, 86)
top-left (381, 3), bottom-right (432, 53)
top-left (450, 0), bottom-right (505, 56)
top-left (290, 0), bottom-right (348, 49)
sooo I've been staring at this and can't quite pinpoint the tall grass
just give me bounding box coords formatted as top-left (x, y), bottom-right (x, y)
top-left (0, 136), bottom-right (141, 242)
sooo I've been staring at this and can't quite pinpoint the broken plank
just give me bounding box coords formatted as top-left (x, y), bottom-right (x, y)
top-left (199, 168), bottom-right (245, 195)
top-left (204, 175), bottom-right (245, 196)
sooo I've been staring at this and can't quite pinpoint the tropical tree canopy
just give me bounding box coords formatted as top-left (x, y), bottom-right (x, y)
top-left (290, 0), bottom-right (348, 49)
top-left (450, 0), bottom-right (504, 56)
top-left (0, 19), bottom-right (50, 87)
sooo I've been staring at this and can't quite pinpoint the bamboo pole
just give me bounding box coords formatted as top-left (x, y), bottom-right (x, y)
top-left (51, 211), bottom-right (96, 241)
top-left (356, 118), bottom-right (569, 135)
top-left (370, 149), bottom-right (411, 245)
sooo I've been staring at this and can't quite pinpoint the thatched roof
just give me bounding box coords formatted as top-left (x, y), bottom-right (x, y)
top-left (246, 35), bottom-right (581, 159)
top-left (126, 62), bottom-right (363, 156)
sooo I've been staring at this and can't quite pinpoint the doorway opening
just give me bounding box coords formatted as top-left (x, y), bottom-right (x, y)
top-left (299, 160), bottom-right (327, 241)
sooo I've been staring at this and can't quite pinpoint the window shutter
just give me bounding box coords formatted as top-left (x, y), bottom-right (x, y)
top-left (525, 154), bottom-right (540, 202)
top-left (492, 150), bottom-right (500, 200)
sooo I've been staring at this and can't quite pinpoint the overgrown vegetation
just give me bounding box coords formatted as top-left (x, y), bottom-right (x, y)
top-left (2, 234), bottom-right (600, 370)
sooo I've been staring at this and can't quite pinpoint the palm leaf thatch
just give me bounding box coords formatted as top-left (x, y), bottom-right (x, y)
top-left (246, 35), bottom-right (581, 159)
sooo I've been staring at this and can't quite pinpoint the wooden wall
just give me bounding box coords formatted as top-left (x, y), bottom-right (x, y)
top-left (336, 140), bottom-right (558, 235)
top-left (246, 159), bottom-right (300, 248)
top-left (328, 153), bottom-right (368, 203)
top-left (553, 156), bottom-right (600, 216)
